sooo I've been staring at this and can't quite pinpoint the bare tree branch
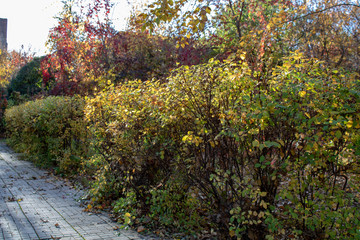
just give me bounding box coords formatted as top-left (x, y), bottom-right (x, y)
top-left (280, 3), bottom-right (360, 25)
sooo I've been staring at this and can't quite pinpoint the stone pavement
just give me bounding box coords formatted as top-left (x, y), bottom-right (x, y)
top-left (0, 142), bottom-right (152, 240)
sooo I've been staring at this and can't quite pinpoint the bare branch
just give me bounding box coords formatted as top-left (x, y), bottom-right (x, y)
top-left (280, 3), bottom-right (360, 25)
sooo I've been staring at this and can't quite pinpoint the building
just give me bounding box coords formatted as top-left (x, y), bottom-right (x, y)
top-left (0, 18), bottom-right (7, 51)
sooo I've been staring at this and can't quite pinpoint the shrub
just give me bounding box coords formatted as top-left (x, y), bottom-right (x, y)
top-left (85, 80), bottom-right (177, 206)
top-left (5, 96), bottom-right (88, 174)
top-left (8, 57), bottom-right (43, 97)
top-left (85, 53), bottom-right (360, 239)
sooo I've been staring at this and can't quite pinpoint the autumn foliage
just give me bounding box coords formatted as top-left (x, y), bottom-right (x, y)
top-left (41, 0), bottom-right (211, 96)
top-left (4, 0), bottom-right (360, 239)
top-left (83, 54), bottom-right (360, 239)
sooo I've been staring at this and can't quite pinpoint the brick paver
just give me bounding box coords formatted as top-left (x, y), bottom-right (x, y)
top-left (0, 142), bottom-right (152, 240)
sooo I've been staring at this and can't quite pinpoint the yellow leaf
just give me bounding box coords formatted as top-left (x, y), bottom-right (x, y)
top-left (299, 91), bottom-right (306, 97)
top-left (205, 7), bottom-right (211, 14)
top-left (266, 23), bottom-right (272, 30)
top-left (260, 200), bottom-right (268, 209)
top-left (346, 120), bottom-right (353, 128)
top-left (278, 139), bottom-right (285, 146)
top-left (240, 53), bottom-right (246, 60)
top-left (260, 192), bottom-right (267, 197)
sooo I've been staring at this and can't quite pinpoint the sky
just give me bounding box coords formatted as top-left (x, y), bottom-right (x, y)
top-left (0, 0), bottom-right (133, 56)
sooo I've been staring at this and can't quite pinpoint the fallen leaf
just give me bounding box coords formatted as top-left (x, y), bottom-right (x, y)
top-left (137, 226), bottom-right (146, 233)
top-left (41, 218), bottom-right (49, 223)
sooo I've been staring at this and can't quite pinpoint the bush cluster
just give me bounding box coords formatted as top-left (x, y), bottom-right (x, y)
top-left (84, 54), bottom-right (360, 239)
top-left (4, 54), bottom-right (360, 239)
top-left (5, 96), bottom-right (88, 173)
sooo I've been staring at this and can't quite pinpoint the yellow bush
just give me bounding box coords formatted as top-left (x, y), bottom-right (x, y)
top-left (85, 55), bottom-right (360, 238)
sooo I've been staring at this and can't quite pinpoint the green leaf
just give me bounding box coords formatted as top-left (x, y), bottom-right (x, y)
top-left (335, 130), bottom-right (342, 139)
top-left (252, 139), bottom-right (260, 147)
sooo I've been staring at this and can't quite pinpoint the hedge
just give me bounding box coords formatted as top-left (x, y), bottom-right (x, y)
top-left (5, 96), bottom-right (88, 174)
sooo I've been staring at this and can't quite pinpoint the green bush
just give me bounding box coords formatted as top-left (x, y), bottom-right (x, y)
top-left (5, 96), bottom-right (89, 174)
top-left (85, 53), bottom-right (360, 239)
top-left (8, 57), bottom-right (43, 97)
top-left (147, 175), bottom-right (208, 236)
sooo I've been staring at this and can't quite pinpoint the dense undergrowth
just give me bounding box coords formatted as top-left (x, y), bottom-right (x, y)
top-left (5, 53), bottom-right (360, 239)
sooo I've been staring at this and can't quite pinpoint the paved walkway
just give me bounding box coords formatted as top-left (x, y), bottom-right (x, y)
top-left (0, 142), bottom-right (151, 240)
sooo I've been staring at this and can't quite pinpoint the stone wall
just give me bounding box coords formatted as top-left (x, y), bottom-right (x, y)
top-left (0, 18), bottom-right (7, 51)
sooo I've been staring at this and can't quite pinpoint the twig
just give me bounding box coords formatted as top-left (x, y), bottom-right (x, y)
top-left (280, 3), bottom-right (360, 25)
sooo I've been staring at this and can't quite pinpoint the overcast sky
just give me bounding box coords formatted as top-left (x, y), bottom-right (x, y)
top-left (0, 0), bottom-right (133, 56)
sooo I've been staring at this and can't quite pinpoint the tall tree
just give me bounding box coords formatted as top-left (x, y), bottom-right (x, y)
top-left (137, 0), bottom-right (360, 72)
top-left (45, 0), bottom-right (115, 95)
top-left (0, 48), bottom-right (33, 87)
top-left (288, 0), bottom-right (360, 71)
